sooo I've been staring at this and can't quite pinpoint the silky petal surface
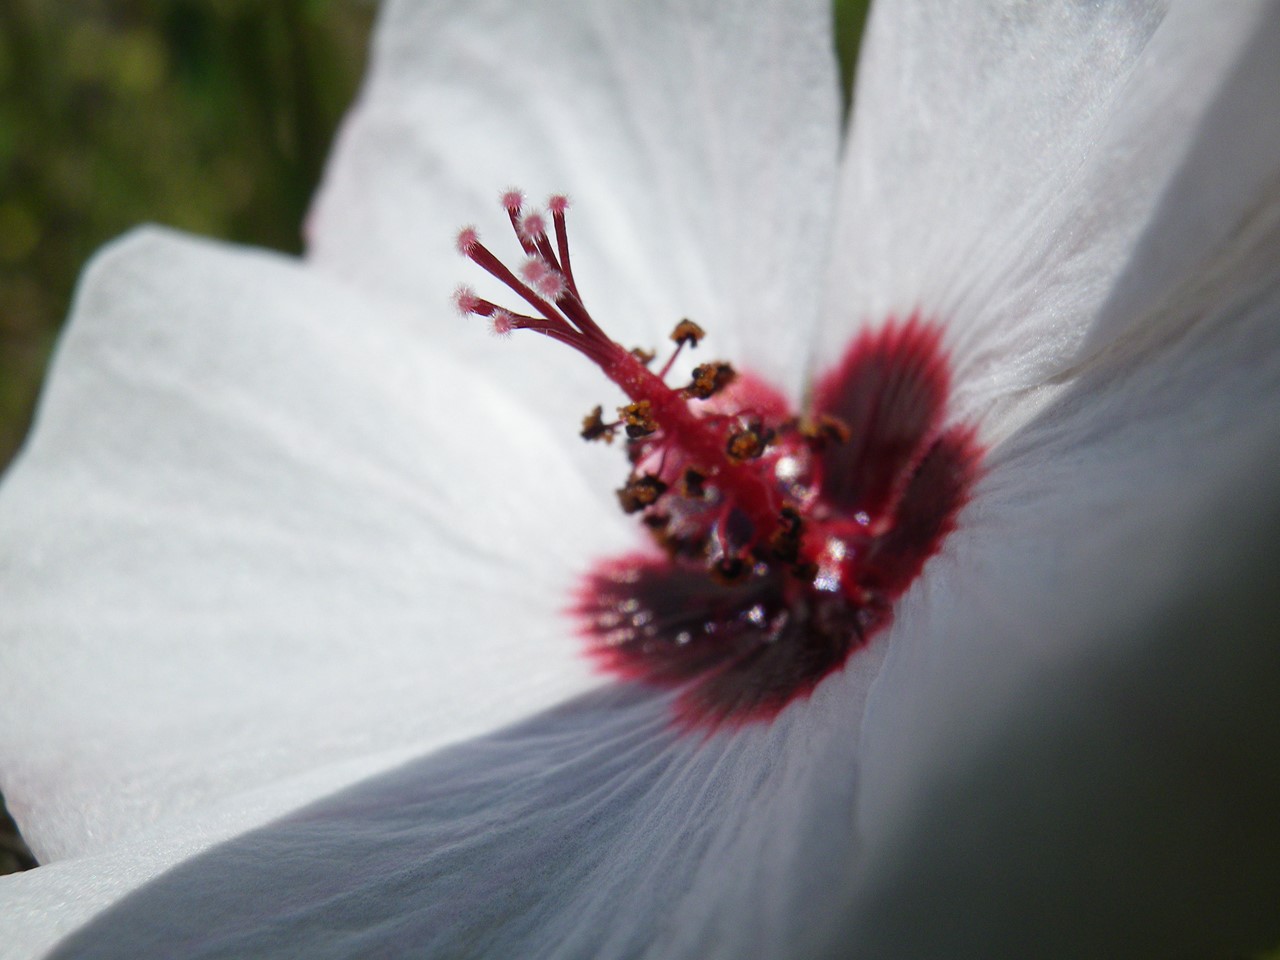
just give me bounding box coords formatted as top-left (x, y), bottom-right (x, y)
top-left (1, 670), bottom-right (885, 960)
top-left (307, 0), bottom-right (841, 410)
top-left (0, 228), bottom-right (631, 864)
top-left (824, 0), bottom-right (1280, 439)
top-left (0, 746), bottom-right (425, 959)
top-left (9, 273), bottom-right (1280, 957)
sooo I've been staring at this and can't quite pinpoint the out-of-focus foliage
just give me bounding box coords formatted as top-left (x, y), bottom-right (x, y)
top-left (835, 0), bottom-right (870, 116)
top-left (0, 0), bottom-right (376, 470)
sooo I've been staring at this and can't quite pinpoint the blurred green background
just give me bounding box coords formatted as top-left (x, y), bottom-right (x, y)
top-left (0, 0), bottom-right (377, 473)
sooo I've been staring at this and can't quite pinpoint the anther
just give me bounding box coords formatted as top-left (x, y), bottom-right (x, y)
top-left (769, 506), bottom-right (805, 564)
top-left (681, 469), bottom-right (707, 499)
top-left (580, 405), bottom-right (616, 443)
top-left (670, 319), bottom-right (705, 348)
top-left (800, 414), bottom-right (852, 449)
top-left (619, 400), bottom-right (658, 438)
top-left (617, 474), bottom-right (668, 514)
top-left (726, 421), bottom-right (773, 462)
top-left (658, 318), bottom-right (704, 378)
top-left (685, 362), bottom-right (737, 400)
top-left (641, 512), bottom-right (671, 531)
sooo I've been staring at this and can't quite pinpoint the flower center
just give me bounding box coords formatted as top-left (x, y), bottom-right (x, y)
top-left (456, 191), bottom-right (982, 730)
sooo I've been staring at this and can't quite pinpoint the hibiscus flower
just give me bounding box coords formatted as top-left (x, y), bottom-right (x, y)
top-left (3, 0), bottom-right (1280, 957)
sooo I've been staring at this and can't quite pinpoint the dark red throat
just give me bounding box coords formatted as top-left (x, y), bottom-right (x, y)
top-left (574, 319), bottom-right (982, 730)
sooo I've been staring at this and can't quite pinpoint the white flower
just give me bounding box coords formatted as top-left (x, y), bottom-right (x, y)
top-left (3, 0), bottom-right (1280, 957)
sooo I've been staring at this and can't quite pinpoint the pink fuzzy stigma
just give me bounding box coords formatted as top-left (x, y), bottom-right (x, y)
top-left (453, 285), bottom-right (482, 315)
top-left (491, 310), bottom-right (515, 337)
top-left (519, 258), bottom-right (549, 284)
top-left (501, 189), bottom-right (524, 213)
top-left (456, 227), bottom-right (480, 256)
top-left (521, 257), bottom-right (565, 299)
top-left (548, 194), bottom-right (569, 215)
top-left (519, 212), bottom-right (548, 242)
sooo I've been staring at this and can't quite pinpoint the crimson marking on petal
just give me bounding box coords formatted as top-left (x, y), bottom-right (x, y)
top-left (574, 319), bottom-right (981, 731)
top-left (574, 555), bottom-right (880, 731)
top-left (860, 425), bottom-right (982, 597)
top-left (812, 314), bottom-right (950, 521)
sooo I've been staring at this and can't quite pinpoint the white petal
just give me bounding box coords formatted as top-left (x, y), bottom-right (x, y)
top-left (1, 672), bottom-right (886, 959)
top-left (823, 0), bottom-right (1280, 439)
top-left (307, 0), bottom-right (840, 400)
top-left (12, 287), bottom-right (1279, 958)
top-left (842, 265), bottom-right (1280, 954)
top-left (0, 228), bottom-right (632, 864)
top-left (0, 746), bottom-right (421, 959)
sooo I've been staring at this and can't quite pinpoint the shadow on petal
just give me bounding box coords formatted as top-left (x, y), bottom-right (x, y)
top-left (47, 687), bottom-right (678, 959)
top-left (46, 678), bottom-right (862, 960)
